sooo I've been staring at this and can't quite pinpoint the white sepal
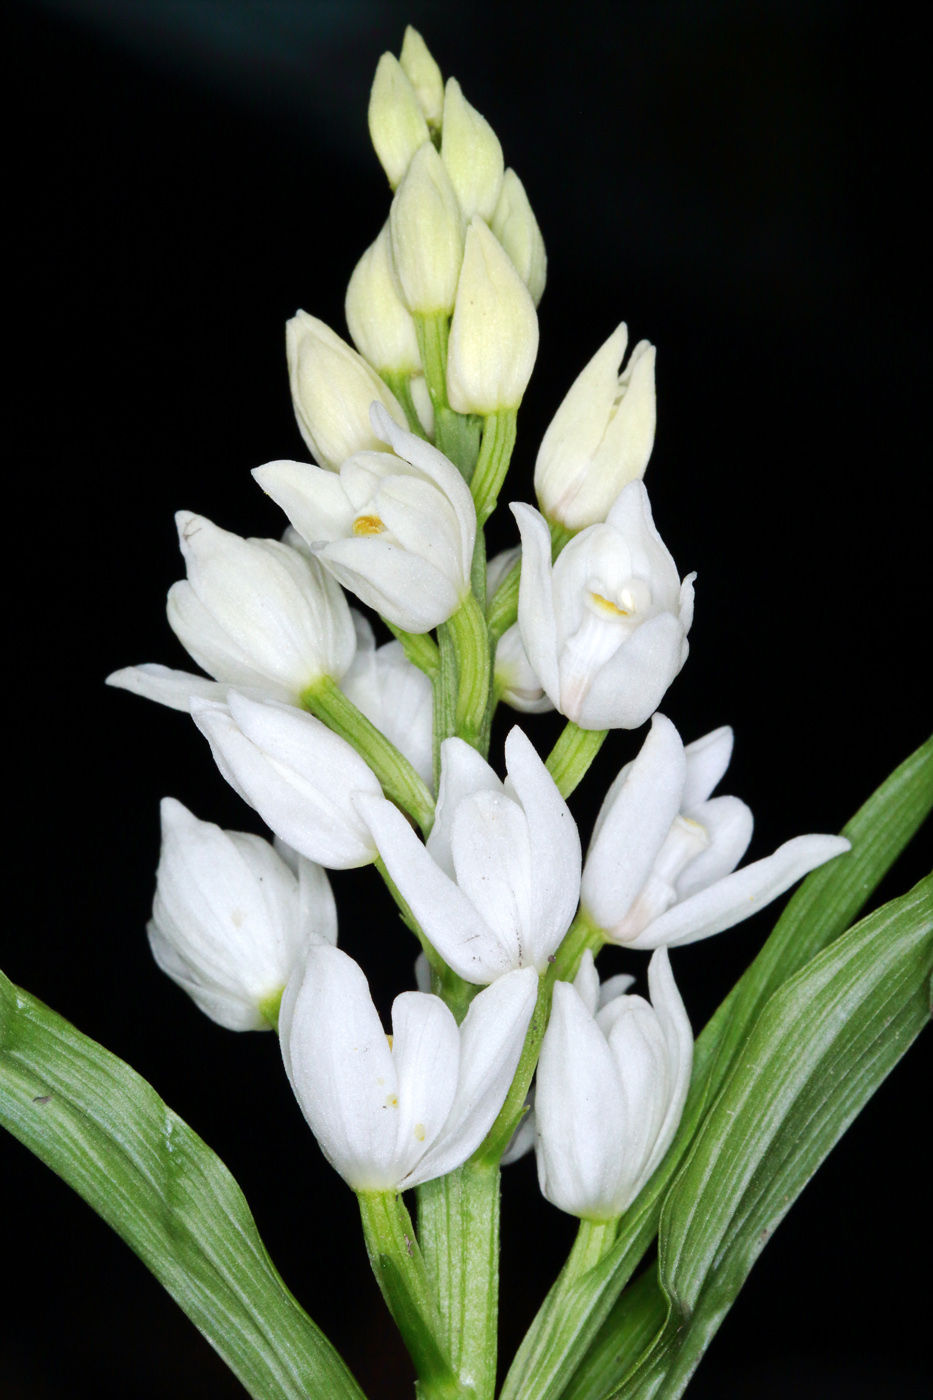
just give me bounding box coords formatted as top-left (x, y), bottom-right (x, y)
top-left (582, 714), bottom-right (851, 949)
top-left (389, 143), bottom-right (465, 316)
top-left (491, 168), bottom-right (547, 307)
top-left (280, 947), bottom-right (535, 1190)
top-left (535, 325), bottom-right (657, 530)
top-left (440, 78), bottom-right (504, 222)
top-left (190, 691), bottom-right (382, 869)
top-left (447, 219), bottom-right (539, 414)
top-left (287, 311), bottom-right (407, 470)
top-left (254, 404), bottom-right (476, 633)
top-left (512, 486), bottom-right (693, 730)
top-left (106, 663), bottom-right (227, 712)
top-left (148, 799), bottom-right (335, 1030)
top-left (399, 26), bottom-right (444, 129)
top-left (368, 52), bottom-right (430, 189)
top-left (340, 611), bottom-right (434, 788)
top-left (345, 224), bottom-right (422, 375)
top-left (494, 624), bottom-right (554, 714)
top-left (358, 726), bottom-right (581, 983)
top-left (165, 512), bottom-right (356, 700)
top-left (534, 948), bottom-right (692, 1219)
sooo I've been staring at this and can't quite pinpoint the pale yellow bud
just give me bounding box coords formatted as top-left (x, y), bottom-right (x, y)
top-left (368, 53), bottom-right (430, 189)
top-left (440, 79), bottom-right (504, 222)
top-left (345, 224), bottom-right (421, 375)
top-left (492, 169), bottom-right (547, 307)
top-left (389, 143), bottom-right (465, 315)
top-left (446, 220), bottom-right (539, 414)
top-left (399, 26), bottom-right (444, 130)
top-left (286, 311), bottom-right (407, 471)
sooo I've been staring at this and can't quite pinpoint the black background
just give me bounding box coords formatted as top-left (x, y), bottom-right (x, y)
top-left (4, 2), bottom-right (930, 1397)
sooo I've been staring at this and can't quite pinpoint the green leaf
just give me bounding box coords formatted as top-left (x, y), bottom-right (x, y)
top-left (0, 971), bottom-right (365, 1400)
top-left (612, 873), bottom-right (933, 1400)
top-left (561, 1266), bottom-right (666, 1400)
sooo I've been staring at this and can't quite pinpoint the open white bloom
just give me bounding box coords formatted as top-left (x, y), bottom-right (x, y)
top-left (358, 727), bottom-right (581, 983)
top-left (287, 311), bottom-right (407, 471)
top-left (512, 484), bottom-right (694, 730)
top-left (535, 947), bottom-right (692, 1220)
top-left (281, 945), bottom-right (537, 1190)
top-left (345, 224), bottom-right (422, 376)
top-left (440, 78), bottom-right (504, 222)
top-left (535, 325), bottom-right (657, 531)
top-left (149, 799), bottom-right (336, 1031)
top-left (502, 953), bottom-right (635, 1167)
top-left (368, 53), bottom-right (430, 189)
top-left (446, 219), bottom-right (539, 414)
top-left (582, 714), bottom-right (851, 948)
top-left (254, 404), bottom-right (476, 633)
top-left (491, 168), bottom-right (547, 307)
top-left (190, 691), bottom-right (382, 869)
top-left (107, 514), bottom-right (356, 712)
top-left (341, 612), bottom-right (434, 789)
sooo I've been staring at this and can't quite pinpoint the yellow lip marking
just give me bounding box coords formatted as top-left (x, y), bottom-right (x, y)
top-left (414, 1123), bottom-right (426, 1142)
top-left (353, 514), bottom-right (386, 536)
top-left (590, 591), bottom-right (629, 617)
top-left (386, 1034), bottom-right (394, 1049)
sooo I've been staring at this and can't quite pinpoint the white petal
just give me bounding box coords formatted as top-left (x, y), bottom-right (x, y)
top-left (575, 611), bottom-right (686, 730)
top-left (451, 789), bottom-right (532, 967)
top-left (511, 502), bottom-right (561, 707)
top-left (675, 796), bottom-right (753, 899)
top-left (681, 726), bottom-right (734, 809)
top-left (317, 536), bottom-right (461, 632)
top-left (582, 714), bottom-right (686, 934)
top-left (390, 991), bottom-right (460, 1180)
top-left (632, 834), bottom-right (852, 949)
top-left (356, 791), bottom-right (513, 983)
top-left (639, 948), bottom-right (693, 1185)
top-left (597, 972), bottom-right (636, 1008)
top-left (404, 967), bottom-right (537, 1186)
top-left (253, 460), bottom-right (355, 544)
top-left (602, 998), bottom-right (670, 1207)
top-left (535, 980), bottom-right (627, 1220)
top-left (428, 738), bottom-right (504, 879)
top-left (573, 948), bottom-right (600, 1017)
top-left (106, 663), bottom-right (228, 712)
top-left (279, 946), bottom-right (401, 1190)
top-left (504, 726), bottom-right (581, 966)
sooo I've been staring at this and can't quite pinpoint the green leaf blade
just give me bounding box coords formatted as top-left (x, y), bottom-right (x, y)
top-left (0, 972), bottom-right (365, 1400)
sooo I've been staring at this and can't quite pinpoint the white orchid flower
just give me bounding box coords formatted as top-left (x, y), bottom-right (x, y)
top-left (582, 713), bottom-right (852, 949)
top-left (512, 483), bottom-right (694, 730)
top-left (190, 691), bottom-right (383, 870)
top-left (358, 727), bottom-right (581, 984)
top-left (280, 945), bottom-right (537, 1191)
top-left (148, 799), bottom-right (336, 1031)
top-left (341, 612), bottom-right (434, 789)
top-left (254, 404), bottom-right (476, 634)
top-left (107, 513), bottom-right (355, 712)
top-left (535, 324), bottom-right (656, 531)
top-left (535, 947), bottom-right (692, 1220)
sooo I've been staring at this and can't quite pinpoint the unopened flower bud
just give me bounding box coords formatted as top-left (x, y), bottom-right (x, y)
top-left (368, 53), bottom-right (430, 189)
top-left (440, 78), bottom-right (504, 222)
top-left (491, 168), bottom-right (547, 307)
top-left (447, 219), bottom-right (539, 414)
top-left (345, 224), bottom-right (421, 375)
top-left (287, 311), bottom-right (407, 470)
top-left (399, 26), bottom-right (444, 130)
top-left (389, 143), bottom-right (465, 315)
top-left (535, 325), bottom-right (657, 530)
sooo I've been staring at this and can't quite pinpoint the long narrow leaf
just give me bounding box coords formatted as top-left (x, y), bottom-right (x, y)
top-left (0, 971), bottom-right (366, 1400)
top-left (612, 874), bottom-right (932, 1400)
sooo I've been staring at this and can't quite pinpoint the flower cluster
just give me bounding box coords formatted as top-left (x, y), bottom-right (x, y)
top-left (109, 27), bottom-right (849, 1225)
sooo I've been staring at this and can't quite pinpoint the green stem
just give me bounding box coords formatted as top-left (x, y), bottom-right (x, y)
top-left (546, 722), bottom-right (608, 800)
top-left (384, 620), bottom-right (440, 678)
top-left (486, 557), bottom-right (521, 642)
top-left (470, 410), bottom-right (518, 527)
top-left (357, 1190), bottom-right (467, 1400)
top-left (476, 913), bottom-right (603, 1165)
top-left (417, 1162), bottom-right (500, 1400)
top-left (382, 370), bottom-right (429, 439)
top-left (433, 620), bottom-right (459, 790)
top-left (302, 676), bottom-right (435, 836)
top-left (415, 312), bottom-right (482, 478)
top-left (548, 517), bottom-right (576, 556)
top-left (447, 591), bottom-right (492, 751)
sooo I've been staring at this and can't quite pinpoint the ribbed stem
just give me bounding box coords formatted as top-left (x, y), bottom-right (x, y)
top-left (470, 410), bottom-right (518, 526)
top-left (546, 722), bottom-right (609, 800)
top-left (447, 591), bottom-right (492, 752)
